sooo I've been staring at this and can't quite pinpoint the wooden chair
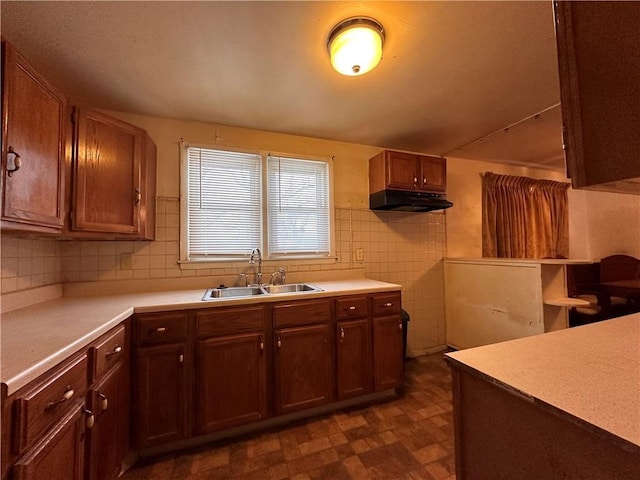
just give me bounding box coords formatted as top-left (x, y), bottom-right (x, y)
top-left (568, 255), bottom-right (640, 326)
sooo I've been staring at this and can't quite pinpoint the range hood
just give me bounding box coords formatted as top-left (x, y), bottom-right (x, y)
top-left (369, 189), bottom-right (453, 212)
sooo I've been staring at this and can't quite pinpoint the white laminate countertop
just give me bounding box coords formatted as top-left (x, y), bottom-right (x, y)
top-left (446, 313), bottom-right (640, 448)
top-left (1, 279), bottom-right (400, 396)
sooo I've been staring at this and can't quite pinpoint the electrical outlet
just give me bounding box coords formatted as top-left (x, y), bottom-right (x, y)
top-left (355, 248), bottom-right (364, 262)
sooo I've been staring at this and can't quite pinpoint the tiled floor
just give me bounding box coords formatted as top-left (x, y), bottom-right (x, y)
top-left (122, 352), bottom-right (456, 480)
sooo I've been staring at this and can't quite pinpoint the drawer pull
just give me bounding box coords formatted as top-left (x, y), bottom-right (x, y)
top-left (99, 393), bottom-right (108, 411)
top-left (105, 345), bottom-right (122, 358)
top-left (383, 302), bottom-right (393, 307)
top-left (85, 409), bottom-right (95, 429)
top-left (155, 327), bottom-right (167, 333)
top-left (398, 321), bottom-right (403, 331)
top-left (45, 386), bottom-right (74, 410)
top-left (259, 337), bottom-right (264, 352)
top-left (348, 306), bottom-right (356, 311)
top-left (178, 354), bottom-right (184, 364)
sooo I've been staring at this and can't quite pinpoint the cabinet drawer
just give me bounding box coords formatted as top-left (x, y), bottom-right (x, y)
top-left (14, 353), bottom-right (88, 454)
top-left (136, 311), bottom-right (188, 345)
top-left (197, 306), bottom-right (265, 338)
top-left (335, 296), bottom-right (368, 320)
top-left (370, 292), bottom-right (402, 317)
top-left (90, 325), bottom-right (126, 382)
top-left (273, 299), bottom-right (331, 328)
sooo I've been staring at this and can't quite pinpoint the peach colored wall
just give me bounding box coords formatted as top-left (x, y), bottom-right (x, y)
top-left (445, 156), bottom-right (569, 258)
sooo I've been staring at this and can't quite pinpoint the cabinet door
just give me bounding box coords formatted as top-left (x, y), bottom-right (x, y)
top-left (274, 324), bottom-right (332, 415)
top-left (136, 343), bottom-right (188, 448)
top-left (372, 315), bottom-right (404, 391)
top-left (13, 405), bottom-right (85, 480)
top-left (419, 156), bottom-right (446, 193)
top-left (385, 151), bottom-right (418, 190)
top-left (87, 362), bottom-right (127, 480)
top-left (72, 108), bottom-right (143, 235)
top-left (336, 319), bottom-right (371, 400)
top-left (196, 333), bottom-right (267, 434)
top-left (1, 41), bottom-right (65, 231)
top-left (555, 2), bottom-right (640, 192)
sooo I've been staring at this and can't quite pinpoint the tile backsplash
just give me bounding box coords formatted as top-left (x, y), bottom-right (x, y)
top-left (0, 198), bottom-right (447, 353)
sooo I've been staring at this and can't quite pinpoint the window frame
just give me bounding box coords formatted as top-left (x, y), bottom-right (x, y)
top-left (179, 142), bottom-right (336, 266)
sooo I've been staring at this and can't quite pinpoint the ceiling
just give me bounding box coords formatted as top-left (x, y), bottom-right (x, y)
top-left (1, 1), bottom-right (565, 169)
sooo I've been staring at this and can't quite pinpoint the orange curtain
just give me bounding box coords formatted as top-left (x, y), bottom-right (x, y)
top-left (482, 172), bottom-right (570, 258)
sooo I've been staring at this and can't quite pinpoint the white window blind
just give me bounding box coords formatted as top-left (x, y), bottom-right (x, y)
top-left (267, 155), bottom-right (331, 256)
top-left (186, 147), bottom-right (261, 258)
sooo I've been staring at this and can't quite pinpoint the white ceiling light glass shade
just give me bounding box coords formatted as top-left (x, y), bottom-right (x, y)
top-left (327, 17), bottom-right (385, 76)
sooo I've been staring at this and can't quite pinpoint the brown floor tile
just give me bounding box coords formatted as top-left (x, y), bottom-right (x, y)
top-left (122, 352), bottom-right (456, 480)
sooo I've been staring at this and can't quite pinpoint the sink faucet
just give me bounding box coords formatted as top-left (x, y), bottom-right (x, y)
top-left (249, 248), bottom-right (262, 285)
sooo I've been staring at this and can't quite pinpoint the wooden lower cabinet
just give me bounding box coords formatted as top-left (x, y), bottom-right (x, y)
top-left (336, 319), bottom-right (371, 400)
top-left (274, 324), bottom-right (333, 415)
top-left (12, 404), bottom-right (86, 480)
top-left (136, 343), bottom-right (188, 448)
top-left (372, 315), bottom-right (404, 391)
top-left (86, 362), bottom-right (127, 480)
top-left (196, 333), bottom-right (267, 434)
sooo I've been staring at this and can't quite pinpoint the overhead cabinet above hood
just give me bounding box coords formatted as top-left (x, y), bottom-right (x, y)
top-left (368, 150), bottom-right (453, 212)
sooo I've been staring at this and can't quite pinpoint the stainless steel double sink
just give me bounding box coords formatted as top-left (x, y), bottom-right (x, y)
top-left (202, 283), bottom-right (322, 301)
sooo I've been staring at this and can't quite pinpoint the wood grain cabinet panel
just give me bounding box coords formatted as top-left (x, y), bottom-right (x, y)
top-left (554, 1), bottom-right (640, 193)
top-left (274, 324), bottom-right (333, 415)
top-left (371, 292), bottom-right (404, 392)
top-left (369, 150), bottom-right (446, 195)
top-left (336, 319), bottom-right (371, 400)
top-left (136, 343), bottom-right (189, 449)
top-left (196, 333), bottom-right (267, 434)
top-left (86, 362), bottom-right (127, 480)
top-left (71, 108), bottom-right (156, 239)
top-left (13, 405), bottom-right (86, 480)
top-left (1, 40), bottom-right (66, 233)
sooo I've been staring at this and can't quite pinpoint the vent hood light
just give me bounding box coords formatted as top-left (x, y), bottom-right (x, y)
top-left (327, 17), bottom-right (384, 76)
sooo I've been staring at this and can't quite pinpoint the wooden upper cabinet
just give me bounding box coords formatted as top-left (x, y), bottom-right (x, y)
top-left (554, 1), bottom-right (640, 194)
top-left (71, 108), bottom-right (156, 239)
top-left (1, 40), bottom-right (66, 233)
top-left (369, 150), bottom-right (446, 195)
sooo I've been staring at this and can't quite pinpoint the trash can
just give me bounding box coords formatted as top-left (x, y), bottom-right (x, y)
top-left (400, 309), bottom-right (410, 359)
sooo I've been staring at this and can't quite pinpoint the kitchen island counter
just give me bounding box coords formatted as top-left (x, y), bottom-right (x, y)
top-left (446, 313), bottom-right (640, 479)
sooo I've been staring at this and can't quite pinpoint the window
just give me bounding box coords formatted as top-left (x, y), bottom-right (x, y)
top-left (181, 144), bottom-right (333, 263)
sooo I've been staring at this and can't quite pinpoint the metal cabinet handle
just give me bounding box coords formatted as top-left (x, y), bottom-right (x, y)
top-left (99, 393), bottom-right (108, 411)
top-left (155, 327), bottom-right (167, 333)
top-left (383, 302), bottom-right (393, 307)
top-left (259, 336), bottom-right (264, 352)
top-left (178, 354), bottom-right (184, 364)
top-left (423, 177), bottom-right (427, 185)
top-left (85, 409), bottom-right (95, 429)
top-left (135, 187), bottom-right (141, 206)
top-left (339, 327), bottom-right (345, 342)
top-left (6, 146), bottom-right (22, 177)
top-left (105, 345), bottom-right (122, 358)
top-left (276, 335), bottom-right (282, 349)
top-left (348, 306), bottom-right (356, 311)
top-left (46, 386), bottom-right (74, 410)
top-left (398, 321), bottom-right (403, 331)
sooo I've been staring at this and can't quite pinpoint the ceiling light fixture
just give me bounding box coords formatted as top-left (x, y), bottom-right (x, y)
top-left (327, 17), bottom-right (385, 76)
